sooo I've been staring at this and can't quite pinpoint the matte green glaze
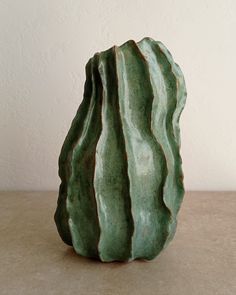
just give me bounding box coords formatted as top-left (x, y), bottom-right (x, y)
top-left (55, 37), bottom-right (187, 262)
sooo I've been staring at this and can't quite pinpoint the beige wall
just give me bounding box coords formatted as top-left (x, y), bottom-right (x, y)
top-left (1, 0), bottom-right (236, 190)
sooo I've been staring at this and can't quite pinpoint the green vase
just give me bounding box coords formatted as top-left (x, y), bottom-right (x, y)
top-left (55, 37), bottom-right (187, 262)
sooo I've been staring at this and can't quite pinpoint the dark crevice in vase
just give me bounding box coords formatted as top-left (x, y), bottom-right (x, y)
top-left (67, 54), bottom-right (103, 258)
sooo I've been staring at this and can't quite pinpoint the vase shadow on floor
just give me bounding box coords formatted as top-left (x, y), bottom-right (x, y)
top-left (62, 246), bottom-right (167, 267)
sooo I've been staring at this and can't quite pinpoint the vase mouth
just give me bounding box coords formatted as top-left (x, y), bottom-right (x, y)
top-left (93, 37), bottom-right (158, 57)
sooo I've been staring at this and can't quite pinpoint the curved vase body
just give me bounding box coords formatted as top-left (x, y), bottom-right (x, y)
top-left (55, 37), bottom-right (187, 262)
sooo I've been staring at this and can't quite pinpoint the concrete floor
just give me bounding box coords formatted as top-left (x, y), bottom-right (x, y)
top-left (0, 191), bottom-right (235, 295)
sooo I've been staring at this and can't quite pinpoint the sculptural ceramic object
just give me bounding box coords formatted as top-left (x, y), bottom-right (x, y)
top-left (55, 37), bottom-right (187, 262)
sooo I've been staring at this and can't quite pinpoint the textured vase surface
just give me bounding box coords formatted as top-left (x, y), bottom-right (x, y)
top-left (55, 37), bottom-right (187, 262)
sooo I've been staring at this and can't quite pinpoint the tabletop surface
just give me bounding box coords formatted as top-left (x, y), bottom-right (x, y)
top-left (0, 191), bottom-right (235, 295)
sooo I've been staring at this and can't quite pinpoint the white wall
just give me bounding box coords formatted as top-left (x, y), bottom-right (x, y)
top-left (1, 0), bottom-right (236, 191)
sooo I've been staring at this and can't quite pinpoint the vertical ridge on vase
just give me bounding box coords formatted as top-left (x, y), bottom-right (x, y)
top-left (137, 38), bottom-right (175, 245)
top-left (55, 60), bottom-right (95, 246)
top-left (156, 41), bottom-right (187, 215)
top-left (66, 54), bottom-right (102, 258)
top-left (154, 41), bottom-right (186, 218)
top-left (94, 47), bottom-right (134, 261)
top-left (136, 39), bottom-right (173, 255)
top-left (137, 38), bottom-right (186, 245)
top-left (116, 40), bottom-right (169, 259)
